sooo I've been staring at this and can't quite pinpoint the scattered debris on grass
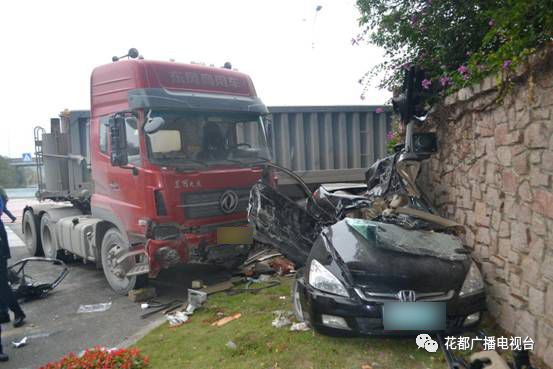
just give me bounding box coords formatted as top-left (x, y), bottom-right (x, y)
top-left (140, 299), bottom-right (184, 318)
top-left (226, 341), bottom-right (237, 350)
top-left (271, 310), bottom-right (292, 328)
top-left (200, 280), bottom-right (234, 295)
top-left (166, 311), bottom-right (190, 327)
top-left (290, 322), bottom-right (310, 332)
top-left (268, 257), bottom-right (294, 275)
top-left (186, 289), bottom-right (207, 314)
top-left (211, 312), bottom-right (242, 327)
top-left (77, 302), bottom-right (112, 313)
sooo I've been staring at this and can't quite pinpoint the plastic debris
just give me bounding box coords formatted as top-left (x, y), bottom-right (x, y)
top-left (166, 311), bottom-right (189, 327)
top-left (290, 322), bottom-right (310, 331)
top-left (212, 312), bottom-right (242, 327)
top-left (77, 302), bottom-right (112, 313)
top-left (258, 274), bottom-right (272, 282)
top-left (140, 303), bottom-right (149, 309)
top-left (226, 341), bottom-right (237, 350)
top-left (272, 310), bottom-right (292, 328)
top-left (279, 296), bottom-right (287, 300)
top-left (12, 336), bottom-right (28, 348)
top-left (184, 289), bottom-right (207, 315)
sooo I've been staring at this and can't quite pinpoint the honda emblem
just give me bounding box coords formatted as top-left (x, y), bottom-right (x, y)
top-left (397, 290), bottom-right (416, 302)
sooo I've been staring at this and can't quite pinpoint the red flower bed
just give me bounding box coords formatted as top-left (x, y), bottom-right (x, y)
top-left (39, 347), bottom-right (149, 369)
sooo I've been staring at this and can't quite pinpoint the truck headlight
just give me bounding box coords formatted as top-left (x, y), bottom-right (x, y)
top-left (459, 262), bottom-right (484, 297)
top-left (309, 259), bottom-right (349, 297)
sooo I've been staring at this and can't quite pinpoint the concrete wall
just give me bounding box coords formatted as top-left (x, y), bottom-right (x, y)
top-left (420, 47), bottom-right (553, 363)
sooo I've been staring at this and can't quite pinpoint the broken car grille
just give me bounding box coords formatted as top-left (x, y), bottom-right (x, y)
top-left (180, 188), bottom-right (250, 219)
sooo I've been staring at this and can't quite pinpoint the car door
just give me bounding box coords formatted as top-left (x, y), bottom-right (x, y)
top-left (248, 181), bottom-right (321, 266)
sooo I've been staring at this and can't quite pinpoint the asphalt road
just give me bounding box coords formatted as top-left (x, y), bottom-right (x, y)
top-left (2, 199), bottom-right (231, 369)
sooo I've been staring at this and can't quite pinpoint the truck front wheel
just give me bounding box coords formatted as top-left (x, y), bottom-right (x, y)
top-left (100, 228), bottom-right (143, 295)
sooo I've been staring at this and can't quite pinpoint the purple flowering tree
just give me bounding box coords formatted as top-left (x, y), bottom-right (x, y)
top-left (356, 0), bottom-right (553, 92)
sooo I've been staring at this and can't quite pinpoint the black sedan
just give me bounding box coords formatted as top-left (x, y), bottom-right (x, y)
top-left (247, 156), bottom-right (486, 336)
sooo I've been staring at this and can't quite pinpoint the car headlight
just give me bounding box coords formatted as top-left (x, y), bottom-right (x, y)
top-left (309, 259), bottom-right (349, 297)
top-left (459, 262), bottom-right (484, 297)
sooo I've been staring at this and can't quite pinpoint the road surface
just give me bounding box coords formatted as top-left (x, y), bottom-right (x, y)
top-left (2, 198), bottom-right (230, 368)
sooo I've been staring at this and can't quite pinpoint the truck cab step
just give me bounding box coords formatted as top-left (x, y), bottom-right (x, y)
top-left (126, 263), bottom-right (150, 276)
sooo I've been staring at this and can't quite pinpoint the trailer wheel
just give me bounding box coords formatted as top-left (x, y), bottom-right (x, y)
top-left (40, 213), bottom-right (58, 259)
top-left (100, 228), bottom-right (144, 295)
top-left (23, 210), bottom-right (43, 256)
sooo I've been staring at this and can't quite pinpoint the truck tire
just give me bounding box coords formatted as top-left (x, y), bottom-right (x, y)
top-left (100, 228), bottom-right (145, 295)
top-left (40, 213), bottom-right (58, 259)
top-left (23, 210), bottom-right (43, 256)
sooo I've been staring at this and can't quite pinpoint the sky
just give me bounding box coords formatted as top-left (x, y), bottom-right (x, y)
top-left (0, 0), bottom-right (389, 158)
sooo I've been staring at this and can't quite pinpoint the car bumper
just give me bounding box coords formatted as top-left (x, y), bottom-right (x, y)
top-left (296, 276), bottom-right (486, 336)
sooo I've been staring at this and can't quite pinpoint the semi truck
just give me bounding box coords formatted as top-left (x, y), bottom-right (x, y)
top-left (23, 50), bottom-right (274, 294)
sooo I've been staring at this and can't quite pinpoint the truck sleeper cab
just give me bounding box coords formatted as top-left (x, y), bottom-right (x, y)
top-left (22, 57), bottom-right (272, 294)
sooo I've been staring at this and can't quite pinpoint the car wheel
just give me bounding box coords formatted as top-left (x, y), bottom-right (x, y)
top-left (100, 228), bottom-right (145, 295)
top-left (291, 271), bottom-right (306, 323)
top-left (23, 210), bottom-right (43, 256)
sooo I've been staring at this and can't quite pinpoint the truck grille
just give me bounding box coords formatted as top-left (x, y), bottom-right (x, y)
top-left (180, 188), bottom-right (251, 219)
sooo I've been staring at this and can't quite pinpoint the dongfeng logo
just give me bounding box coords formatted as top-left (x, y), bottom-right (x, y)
top-left (220, 190), bottom-right (239, 214)
top-left (397, 290), bottom-right (416, 302)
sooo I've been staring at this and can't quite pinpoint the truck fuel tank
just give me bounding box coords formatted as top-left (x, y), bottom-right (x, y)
top-left (56, 216), bottom-right (101, 262)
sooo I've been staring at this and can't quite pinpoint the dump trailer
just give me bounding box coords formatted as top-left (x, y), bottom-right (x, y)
top-left (266, 106), bottom-right (393, 186)
top-left (23, 52), bottom-right (274, 294)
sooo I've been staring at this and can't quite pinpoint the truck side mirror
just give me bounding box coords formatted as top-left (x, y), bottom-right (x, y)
top-left (264, 118), bottom-right (273, 152)
top-left (110, 115), bottom-right (129, 166)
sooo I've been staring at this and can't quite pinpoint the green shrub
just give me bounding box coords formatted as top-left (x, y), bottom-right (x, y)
top-left (356, 0), bottom-right (553, 94)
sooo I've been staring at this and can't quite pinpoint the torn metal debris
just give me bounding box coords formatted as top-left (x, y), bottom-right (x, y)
top-left (77, 302), bottom-right (112, 314)
top-left (247, 71), bottom-right (486, 336)
top-left (8, 257), bottom-right (68, 301)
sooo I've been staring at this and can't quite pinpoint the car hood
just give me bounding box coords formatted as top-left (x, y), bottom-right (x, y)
top-left (323, 219), bottom-right (470, 294)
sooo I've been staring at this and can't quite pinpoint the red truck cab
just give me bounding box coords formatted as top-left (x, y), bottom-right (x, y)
top-left (24, 56), bottom-right (273, 294)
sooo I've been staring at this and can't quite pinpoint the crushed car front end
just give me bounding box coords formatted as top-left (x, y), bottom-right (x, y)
top-left (293, 222), bottom-right (486, 336)
top-left (248, 179), bottom-right (486, 336)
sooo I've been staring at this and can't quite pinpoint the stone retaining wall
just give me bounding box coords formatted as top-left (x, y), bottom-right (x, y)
top-left (420, 47), bottom-right (553, 364)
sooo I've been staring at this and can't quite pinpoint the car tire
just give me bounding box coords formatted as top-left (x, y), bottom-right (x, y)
top-left (23, 210), bottom-right (43, 256)
top-left (100, 228), bottom-right (145, 295)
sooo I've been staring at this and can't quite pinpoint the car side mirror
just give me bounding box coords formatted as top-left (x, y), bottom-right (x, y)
top-left (412, 132), bottom-right (437, 154)
top-left (110, 115), bottom-right (128, 167)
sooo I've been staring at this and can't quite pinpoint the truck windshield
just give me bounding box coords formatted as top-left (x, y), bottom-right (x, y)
top-left (145, 110), bottom-right (271, 167)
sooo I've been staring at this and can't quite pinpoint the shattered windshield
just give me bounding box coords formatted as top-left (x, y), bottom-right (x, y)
top-left (145, 110), bottom-right (271, 167)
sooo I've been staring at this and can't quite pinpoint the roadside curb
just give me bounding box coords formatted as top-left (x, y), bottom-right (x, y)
top-left (118, 315), bottom-right (168, 348)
